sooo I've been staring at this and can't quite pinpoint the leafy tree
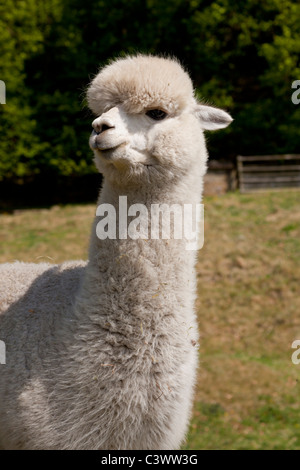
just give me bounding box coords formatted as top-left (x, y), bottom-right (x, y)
top-left (0, 0), bottom-right (299, 185)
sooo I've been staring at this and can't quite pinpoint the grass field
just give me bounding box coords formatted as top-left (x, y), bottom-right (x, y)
top-left (0, 190), bottom-right (300, 449)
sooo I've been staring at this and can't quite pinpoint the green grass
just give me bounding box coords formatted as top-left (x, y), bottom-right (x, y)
top-left (183, 189), bottom-right (300, 449)
top-left (0, 189), bottom-right (300, 449)
top-left (0, 204), bottom-right (94, 263)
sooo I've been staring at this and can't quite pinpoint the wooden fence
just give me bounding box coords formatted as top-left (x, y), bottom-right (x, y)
top-left (204, 160), bottom-right (237, 195)
top-left (237, 154), bottom-right (300, 193)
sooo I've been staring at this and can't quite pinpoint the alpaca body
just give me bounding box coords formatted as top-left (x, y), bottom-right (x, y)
top-left (0, 54), bottom-right (232, 449)
top-left (0, 179), bottom-right (200, 450)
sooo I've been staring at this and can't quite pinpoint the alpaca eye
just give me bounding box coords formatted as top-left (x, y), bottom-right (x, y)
top-left (146, 109), bottom-right (167, 120)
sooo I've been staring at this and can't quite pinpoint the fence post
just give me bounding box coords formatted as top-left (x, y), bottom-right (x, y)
top-left (0, 80), bottom-right (6, 104)
top-left (0, 340), bottom-right (6, 364)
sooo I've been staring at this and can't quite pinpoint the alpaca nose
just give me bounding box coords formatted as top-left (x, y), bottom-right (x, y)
top-left (92, 121), bottom-right (115, 135)
top-left (92, 117), bottom-right (115, 135)
top-left (92, 106), bottom-right (121, 134)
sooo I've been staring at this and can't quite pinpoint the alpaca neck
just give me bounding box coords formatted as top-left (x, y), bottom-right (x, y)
top-left (74, 170), bottom-right (203, 327)
top-left (90, 171), bottom-right (202, 262)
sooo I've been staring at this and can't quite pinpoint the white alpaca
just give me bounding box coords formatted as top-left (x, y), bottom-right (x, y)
top-left (0, 54), bottom-right (232, 450)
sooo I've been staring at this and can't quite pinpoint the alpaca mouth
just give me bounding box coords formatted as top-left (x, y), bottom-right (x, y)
top-left (96, 144), bottom-right (119, 152)
top-left (90, 131), bottom-right (127, 152)
top-left (94, 143), bottom-right (129, 163)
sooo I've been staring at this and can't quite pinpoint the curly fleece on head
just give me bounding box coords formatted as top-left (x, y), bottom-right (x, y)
top-left (87, 55), bottom-right (195, 115)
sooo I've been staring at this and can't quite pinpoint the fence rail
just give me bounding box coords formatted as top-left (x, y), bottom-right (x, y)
top-left (237, 155), bottom-right (300, 192)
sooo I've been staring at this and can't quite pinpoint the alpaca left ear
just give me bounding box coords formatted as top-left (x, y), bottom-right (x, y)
top-left (195, 104), bottom-right (233, 131)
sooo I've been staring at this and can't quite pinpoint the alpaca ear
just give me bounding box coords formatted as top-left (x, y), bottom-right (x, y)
top-left (195, 104), bottom-right (233, 130)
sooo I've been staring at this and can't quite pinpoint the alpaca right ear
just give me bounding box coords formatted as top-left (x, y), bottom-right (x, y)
top-left (195, 104), bottom-right (233, 131)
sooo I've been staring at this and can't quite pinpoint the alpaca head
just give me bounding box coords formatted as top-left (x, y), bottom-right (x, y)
top-left (87, 55), bottom-right (232, 187)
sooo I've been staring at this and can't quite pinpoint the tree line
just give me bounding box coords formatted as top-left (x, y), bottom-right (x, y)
top-left (0, 0), bottom-right (299, 184)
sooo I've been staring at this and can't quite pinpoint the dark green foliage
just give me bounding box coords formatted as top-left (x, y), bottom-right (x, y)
top-left (0, 0), bottom-right (299, 183)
